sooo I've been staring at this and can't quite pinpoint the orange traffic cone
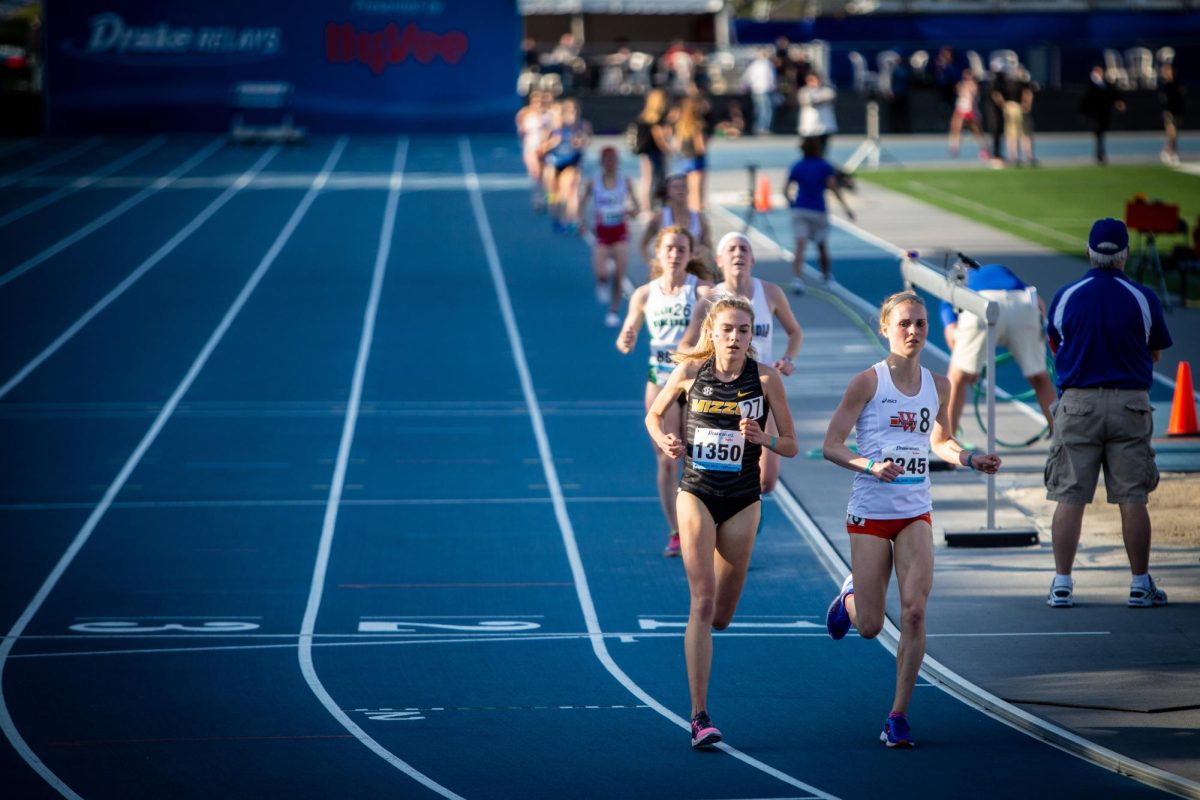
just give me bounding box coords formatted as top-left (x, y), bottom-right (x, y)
top-left (1168, 360), bottom-right (1199, 436)
top-left (754, 175), bottom-right (771, 212)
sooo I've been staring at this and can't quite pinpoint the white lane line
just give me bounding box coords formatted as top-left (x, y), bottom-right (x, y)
top-left (772, 482), bottom-right (1200, 800)
top-left (0, 628), bottom-right (1117, 662)
top-left (462, 138), bottom-right (840, 800)
top-left (0, 137), bottom-right (103, 188)
top-left (0, 142), bottom-right (281, 401)
top-left (0, 136), bottom-right (224, 290)
top-left (0, 137), bottom-right (348, 800)
top-left (296, 138), bottom-right (463, 800)
top-left (0, 137), bottom-right (167, 229)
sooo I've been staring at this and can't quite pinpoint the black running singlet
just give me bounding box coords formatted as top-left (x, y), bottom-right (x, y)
top-left (680, 358), bottom-right (770, 497)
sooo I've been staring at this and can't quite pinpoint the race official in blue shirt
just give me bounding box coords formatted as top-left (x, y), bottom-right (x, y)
top-left (1042, 218), bottom-right (1173, 610)
top-left (939, 261), bottom-right (1056, 438)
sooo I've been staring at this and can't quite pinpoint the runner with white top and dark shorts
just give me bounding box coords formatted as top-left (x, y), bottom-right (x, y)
top-left (638, 173), bottom-right (712, 268)
top-left (646, 293), bottom-right (798, 749)
top-left (822, 291), bottom-right (1000, 749)
top-left (617, 226), bottom-right (715, 556)
top-left (580, 146), bottom-right (639, 327)
top-left (705, 232), bottom-right (803, 493)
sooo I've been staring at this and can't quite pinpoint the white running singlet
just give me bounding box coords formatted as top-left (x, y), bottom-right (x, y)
top-left (645, 274), bottom-right (699, 382)
top-left (661, 205), bottom-right (702, 239)
top-left (716, 277), bottom-right (774, 363)
top-left (592, 174), bottom-right (628, 228)
top-left (847, 361), bottom-right (939, 520)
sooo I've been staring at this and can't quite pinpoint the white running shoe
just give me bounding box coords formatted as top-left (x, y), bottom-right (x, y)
top-left (596, 284), bottom-right (611, 305)
top-left (604, 311), bottom-right (621, 328)
top-left (1128, 577), bottom-right (1167, 608)
top-left (1047, 579), bottom-right (1074, 608)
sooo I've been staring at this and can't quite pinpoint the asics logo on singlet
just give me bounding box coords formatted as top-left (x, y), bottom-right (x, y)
top-left (691, 399), bottom-right (741, 415)
top-left (881, 398), bottom-right (897, 404)
top-left (890, 412), bottom-right (918, 432)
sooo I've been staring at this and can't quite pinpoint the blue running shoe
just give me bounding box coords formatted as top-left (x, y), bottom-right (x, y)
top-left (880, 713), bottom-right (914, 748)
top-left (690, 711), bottom-right (722, 749)
top-left (826, 574), bottom-right (854, 640)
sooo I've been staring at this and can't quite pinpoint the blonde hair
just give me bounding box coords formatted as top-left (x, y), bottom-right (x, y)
top-left (879, 291), bottom-right (926, 330)
top-left (639, 89), bottom-right (669, 124)
top-left (675, 96), bottom-right (704, 142)
top-left (675, 293), bottom-right (757, 364)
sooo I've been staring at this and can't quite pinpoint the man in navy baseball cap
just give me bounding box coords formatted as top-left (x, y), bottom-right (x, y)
top-left (1087, 216), bottom-right (1129, 260)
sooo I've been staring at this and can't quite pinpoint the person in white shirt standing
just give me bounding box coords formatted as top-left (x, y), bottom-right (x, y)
top-left (740, 49), bottom-right (778, 136)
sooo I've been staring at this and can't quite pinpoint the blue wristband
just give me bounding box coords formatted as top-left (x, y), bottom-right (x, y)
top-left (865, 458), bottom-right (876, 474)
top-left (962, 452), bottom-right (975, 470)
top-left (770, 435), bottom-right (777, 451)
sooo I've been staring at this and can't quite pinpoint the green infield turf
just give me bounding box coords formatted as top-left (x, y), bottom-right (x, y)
top-left (862, 164), bottom-right (1200, 302)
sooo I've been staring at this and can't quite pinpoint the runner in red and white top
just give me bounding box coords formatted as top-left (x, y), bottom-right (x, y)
top-left (580, 146), bottom-right (639, 327)
top-left (821, 290), bottom-right (1000, 749)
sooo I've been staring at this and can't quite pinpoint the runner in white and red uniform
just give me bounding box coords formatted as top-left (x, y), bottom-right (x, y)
top-left (580, 146), bottom-right (638, 327)
top-left (821, 291), bottom-right (1000, 749)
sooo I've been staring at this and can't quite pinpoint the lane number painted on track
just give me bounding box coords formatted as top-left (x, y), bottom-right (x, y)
top-left (357, 619), bottom-right (541, 633)
top-left (69, 620), bottom-right (261, 633)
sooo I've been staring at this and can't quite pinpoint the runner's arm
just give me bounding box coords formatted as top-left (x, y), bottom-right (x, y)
top-left (929, 373), bottom-right (1001, 473)
top-left (616, 285), bottom-right (649, 353)
top-left (822, 369), bottom-right (900, 480)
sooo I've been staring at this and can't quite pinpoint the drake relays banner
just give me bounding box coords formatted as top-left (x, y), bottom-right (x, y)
top-left (44, 0), bottom-right (521, 133)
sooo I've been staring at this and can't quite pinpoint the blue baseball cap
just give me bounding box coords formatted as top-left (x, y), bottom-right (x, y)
top-left (1088, 217), bottom-right (1129, 254)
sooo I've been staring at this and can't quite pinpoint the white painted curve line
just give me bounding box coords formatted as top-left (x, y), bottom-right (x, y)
top-left (0, 137), bottom-right (103, 188)
top-left (0, 142), bottom-right (281, 401)
top-left (0, 136), bottom-right (347, 800)
top-left (0, 137), bottom-right (167, 229)
top-left (297, 138), bottom-right (463, 800)
top-left (0, 136), bottom-right (224, 290)
top-left (461, 138), bottom-right (839, 800)
top-left (772, 482), bottom-right (1200, 800)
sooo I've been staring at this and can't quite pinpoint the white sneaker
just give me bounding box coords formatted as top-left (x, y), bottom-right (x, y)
top-left (1047, 579), bottom-right (1074, 608)
top-left (595, 284), bottom-right (611, 305)
top-left (604, 311), bottom-right (621, 328)
top-left (1128, 577), bottom-right (1167, 608)
top-left (791, 278), bottom-right (806, 296)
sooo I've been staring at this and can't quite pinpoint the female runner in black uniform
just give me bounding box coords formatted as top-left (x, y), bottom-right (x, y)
top-left (645, 293), bottom-right (798, 749)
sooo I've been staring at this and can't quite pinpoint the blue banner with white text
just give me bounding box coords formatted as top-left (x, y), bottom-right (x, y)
top-left (45, 0), bottom-right (521, 133)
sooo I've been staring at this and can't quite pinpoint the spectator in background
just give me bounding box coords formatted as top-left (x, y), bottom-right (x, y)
top-left (741, 49), bottom-right (778, 135)
top-left (939, 261), bottom-right (1055, 438)
top-left (885, 52), bottom-right (912, 134)
top-left (797, 72), bottom-right (839, 154)
top-left (995, 61), bottom-right (1035, 167)
top-left (674, 95), bottom-right (709, 211)
top-left (984, 58), bottom-right (1007, 164)
top-left (665, 38), bottom-right (697, 95)
top-left (547, 33), bottom-right (583, 94)
top-left (1080, 65), bottom-right (1125, 165)
top-left (933, 45), bottom-right (959, 118)
top-left (784, 137), bottom-right (855, 294)
top-left (948, 69), bottom-right (990, 160)
top-left (1015, 66), bottom-right (1039, 166)
top-left (1043, 218), bottom-right (1172, 610)
top-left (633, 89), bottom-right (672, 212)
top-left (1159, 62), bottom-right (1185, 166)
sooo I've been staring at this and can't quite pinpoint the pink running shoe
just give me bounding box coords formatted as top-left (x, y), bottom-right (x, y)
top-left (690, 711), bottom-right (722, 749)
top-left (663, 532), bottom-right (681, 557)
